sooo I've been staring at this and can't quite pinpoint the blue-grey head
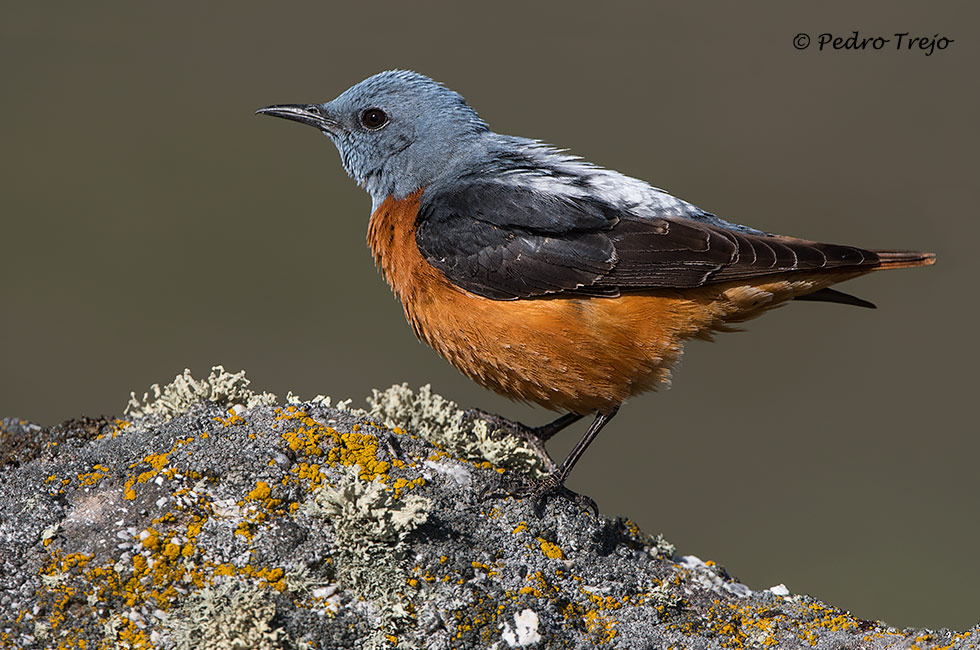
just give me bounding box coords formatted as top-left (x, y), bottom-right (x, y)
top-left (257, 70), bottom-right (489, 206)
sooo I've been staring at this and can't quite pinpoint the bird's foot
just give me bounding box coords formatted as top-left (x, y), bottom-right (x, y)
top-left (462, 408), bottom-right (557, 473)
top-left (480, 470), bottom-right (597, 517)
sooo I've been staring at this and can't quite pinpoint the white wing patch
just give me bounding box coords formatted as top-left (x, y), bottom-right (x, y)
top-left (496, 141), bottom-right (725, 222)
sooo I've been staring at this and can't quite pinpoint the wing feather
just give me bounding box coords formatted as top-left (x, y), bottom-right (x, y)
top-left (416, 182), bottom-right (880, 300)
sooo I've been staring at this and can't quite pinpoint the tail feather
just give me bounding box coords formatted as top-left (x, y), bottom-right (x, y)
top-left (791, 249), bottom-right (933, 310)
top-left (874, 250), bottom-right (936, 270)
top-left (795, 288), bottom-right (877, 309)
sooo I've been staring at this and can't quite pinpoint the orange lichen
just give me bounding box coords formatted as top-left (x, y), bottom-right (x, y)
top-left (537, 538), bottom-right (564, 560)
top-left (275, 407), bottom-right (411, 487)
top-left (213, 408), bottom-right (246, 427)
top-left (75, 471), bottom-right (104, 486)
top-left (247, 481), bottom-right (271, 501)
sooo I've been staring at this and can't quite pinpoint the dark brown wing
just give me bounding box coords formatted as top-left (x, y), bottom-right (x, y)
top-left (416, 182), bottom-right (880, 300)
top-left (596, 216), bottom-right (877, 290)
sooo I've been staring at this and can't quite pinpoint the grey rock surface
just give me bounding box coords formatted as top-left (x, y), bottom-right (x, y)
top-left (1, 369), bottom-right (977, 649)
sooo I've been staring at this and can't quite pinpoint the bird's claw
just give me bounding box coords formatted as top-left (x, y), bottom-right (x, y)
top-left (479, 471), bottom-right (598, 517)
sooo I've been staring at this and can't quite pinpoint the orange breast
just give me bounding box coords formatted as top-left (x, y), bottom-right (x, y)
top-left (367, 191), bottom-right (866, 414)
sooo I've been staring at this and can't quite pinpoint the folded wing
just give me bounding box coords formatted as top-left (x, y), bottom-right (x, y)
top-left (416, 182), bottom-right (879, 300)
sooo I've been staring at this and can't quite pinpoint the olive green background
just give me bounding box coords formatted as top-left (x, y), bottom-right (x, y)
top-left (2, 1), bottom-right (976, 631)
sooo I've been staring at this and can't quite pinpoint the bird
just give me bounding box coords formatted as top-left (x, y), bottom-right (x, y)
top-left (257, 70), bottom-right (935, 508)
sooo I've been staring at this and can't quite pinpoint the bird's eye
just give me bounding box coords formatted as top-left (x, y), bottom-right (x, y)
top-left (360, 108), bottom-right (388, 130)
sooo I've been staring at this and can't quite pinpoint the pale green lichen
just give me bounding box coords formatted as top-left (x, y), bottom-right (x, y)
top-left (305, 465), bottom-right (430, 562)
top-left (164, 577), bottom-right (295, 650)
top-left (126, 369), bottom-right (545, 476)
top-left (125, 365), bottom-right (278, 420)
top-left (305, 465), bottom-right (431, 647)
top-left (648, 532), bottom-right (677, 560)
top-left (284, 391), bottom-right (352, 410)
top-left (361, 383), bottom-right (548, 476)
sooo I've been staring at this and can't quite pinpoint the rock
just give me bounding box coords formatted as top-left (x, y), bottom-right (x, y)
top-left (1, 367), bottom-right (976, 649)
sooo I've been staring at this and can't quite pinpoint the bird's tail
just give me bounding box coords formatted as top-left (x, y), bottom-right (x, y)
top-left (792, 249), bottom-right (935, 309)
top-left (874, 250), bottom-right (936, 270)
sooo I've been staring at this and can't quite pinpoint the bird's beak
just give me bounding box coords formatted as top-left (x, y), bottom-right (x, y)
top-left (255, 104), bottom-right (340, 133)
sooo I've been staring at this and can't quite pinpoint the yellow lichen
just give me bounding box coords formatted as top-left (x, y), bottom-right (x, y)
top-left (537, 538), bottom-right (564, 560)
top-left (76, 471), bottom-right (105, 487)
top-left (213, 408), bottom-right (246, 427)
top-left (247, 481), bottom-right (272, 501)
top-left (144, 453), bottom-right (169, 470)
top-left (276, 407), bottom-right (407, 488)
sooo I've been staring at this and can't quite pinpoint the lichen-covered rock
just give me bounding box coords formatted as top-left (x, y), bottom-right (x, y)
top-left (1, 368), bottom-right (977, 649)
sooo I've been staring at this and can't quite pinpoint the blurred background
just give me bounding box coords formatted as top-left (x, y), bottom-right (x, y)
top-left (2, 1), bottom-right (976, 631)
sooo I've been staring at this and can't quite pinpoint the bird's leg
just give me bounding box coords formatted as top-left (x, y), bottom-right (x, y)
top-left (462, 409), bottom-right (583, 472)
top-left (463, 409), bottom-right (583, 441)
top-left (549, 406), bottom-right (618, 486)
top-left (482, 406), bottom-right (620, 516)
top-left (530, 412), bottom-right (585, 441)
